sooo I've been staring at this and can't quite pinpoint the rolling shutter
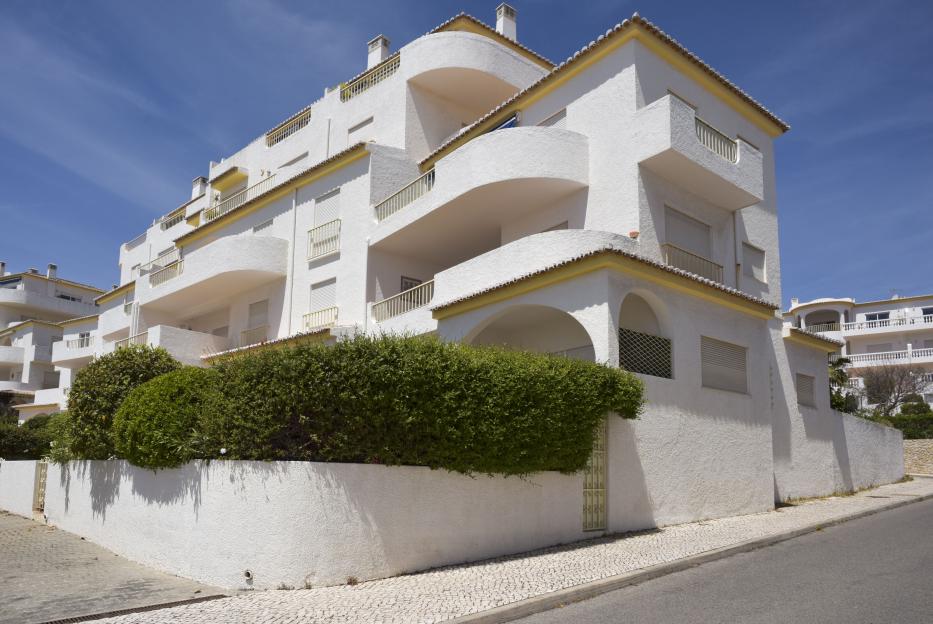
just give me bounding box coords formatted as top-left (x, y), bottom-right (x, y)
top-left (701, 336), bottom-right (747, 393)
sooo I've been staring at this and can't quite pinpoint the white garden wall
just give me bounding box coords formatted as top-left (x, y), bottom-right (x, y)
top-left (0, 460), bottom-right (37, 518)
top-left (43, 460), bottom-right (584, 590)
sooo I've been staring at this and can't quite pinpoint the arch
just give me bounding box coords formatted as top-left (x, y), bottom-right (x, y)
top-left (803, 309), bottom-right (842, 328)
top-left (616, 291), bottom-right (673, 379)
top-left (617, 289), bottom-right (670, 338)
top-left (466, 304), bottom-right (595, 361)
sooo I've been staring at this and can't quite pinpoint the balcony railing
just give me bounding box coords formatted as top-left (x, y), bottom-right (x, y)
top-left (266, 109), bottom-right (311, 147)
top-left (65, 336), bottom-right (93, 349)
top-left (139, 248), bottom-right (181, 275)
top-left (124, 232), bottom-right (146, 250)
top-left (240, 325), bottom-right (269, 347)
top-left (842, 315), bottom-right (933, 332)
top-left (205, 175), bottom-right (277, 222)
top-left (837, 348), bottom-right (933, 366)
top-left (307, 219), bottom-right (341, 259)
top-left (372, 280), bottom-right (435, 322)
top-left (159, 209), bottom-right (185, 230)
top-left (806, 322), bottom-right (840, 333)
top-left (695, 117), bottom-right (737, 163)
top-left (115, 331), bottom-right (148, 349)
top-left (340, 53), bottom-right (400, 102)
top-left (304, 306), bottom-right (338, 331)
top-left (661, 243), bottom-right (724, 283)
top-left (374, 169), bottom-right (435, 222)
top-left (150, 261), bottom-right (184, 287)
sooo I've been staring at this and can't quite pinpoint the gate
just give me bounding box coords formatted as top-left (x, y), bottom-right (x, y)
top-left (582, 420), bottom-right (607, 531)
top-left (32, 461), bottom-right (48, 513)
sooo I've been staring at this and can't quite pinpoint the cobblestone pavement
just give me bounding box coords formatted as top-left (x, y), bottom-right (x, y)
top-left (87, 476), bottom-right (933, 624)
top-left (0, 512), bottom-right (221, 624)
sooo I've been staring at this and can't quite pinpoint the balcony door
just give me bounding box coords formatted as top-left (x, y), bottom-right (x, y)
top-left (665, 206), bottom-right (711, 258)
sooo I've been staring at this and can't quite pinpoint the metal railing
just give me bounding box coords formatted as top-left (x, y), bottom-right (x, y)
top-left (372, 280), bottom-right (434, 322)
top-left (149, 261), bottom-right (184, 287)
top-left (139, 248), bottom-right (181, 275)
top-left (239, 325), bottom-right (269, 347)
top-left (842, 315), bottom-right (933, 332)
top-left (695, 117), bottom-right (737, 163)
top-left (661, 243), bottom-right (723, 283)
top-left (124, 232), bottom-right (146, 250)
top-left (205, 174), bottom-right (277, 222)
top-left (266, 109), bottom-right (312, 147)
top-left (159, 209), bottom-right (185, 230)
top-left (340, 54), bottom-right (400, 102)
top-left (307, 219), bottom-right (341, 259)
top-left (806, 322), bottom-right (840, 333)
top-left (115, 331), bottom-right (148, 349)
top-left (374, 169), bottom-right (435, 221)
top-left (303, 306), bottom-right (338, 331)
top-left (65, 336), bottom-right (93, 349)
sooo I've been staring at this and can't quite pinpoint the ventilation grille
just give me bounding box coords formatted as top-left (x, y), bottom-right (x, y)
top-left (619, 328), bottom-right (672, 379)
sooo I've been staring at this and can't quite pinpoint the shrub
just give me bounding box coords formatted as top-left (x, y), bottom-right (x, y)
top-left (201, 335), bottom-right (643, 475)
top-left (887, 400), bottom-right (933, 439)
top-left (68, 345), bottom-right (180, 459)
top-left (46, 411), bottom-right (75, 464)
top-left (0, 424), bottom-right (41, 460)
top-left (113, 367), bottom-right (221, 469)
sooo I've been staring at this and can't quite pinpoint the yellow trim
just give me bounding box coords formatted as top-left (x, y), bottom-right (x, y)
top-left (202, 330), bottom-right (332, 364)
top-left (0, 319), bottom-right (63, 337)
top-left (176, 147), bottom-right (369, 248)
top-left (421, 23), bottom-right (783, 171)
top-left (96, 281), bottom-right (135, 305)
top-left (784, 330), bottom-right (841, 353)
top-left (59, 314), bottom-right (99, 327)
top-left (433, 252), bottom-right (776, 321)
top-left (186, 210), bottom-right (201, 227)
top-left (434, 16), bottom-right (553, 70)
top-left (210, 166), bottom-right (249, 192)
top-left (14, 403), bottom-right (60, 411)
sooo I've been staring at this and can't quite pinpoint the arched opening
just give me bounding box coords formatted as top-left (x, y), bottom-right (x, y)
top-left (803, 309), bottom-right (842, 330)
top-left (618, 293), bottom-right (673, 379)
top-left (469, 305), bottom-right (594, 361)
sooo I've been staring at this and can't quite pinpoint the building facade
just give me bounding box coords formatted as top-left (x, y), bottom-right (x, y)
top-left (16, 7), bottom-right (903, 531)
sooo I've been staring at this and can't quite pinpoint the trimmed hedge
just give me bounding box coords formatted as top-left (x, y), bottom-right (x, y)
top-left (0, 414), bottom-right (56, 460)
top-left (68, 345), bottom-right (180, 459)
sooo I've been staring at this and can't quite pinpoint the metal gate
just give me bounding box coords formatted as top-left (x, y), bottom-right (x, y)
top-left (582, 420), bottom-right (607, 531)
top-left (32, 461), bottom-right (48, 513)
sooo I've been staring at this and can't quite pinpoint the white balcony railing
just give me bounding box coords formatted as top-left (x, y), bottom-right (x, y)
top-left (307, 219), bottom-right (341, 259)
top-left (149, 261), bottom-right (184, 287)
top-left (837, 347), bottom-right (933, 366)
top-left (139, 248), bottom-right (181, 275)
top-left (340, 54), bottom-right (400, 102)
top-left (115, 331), bottom-right (148, 349)
top-left (695, 117), bottom-right (737, 163)
top-left (65, 336), bottom-right (93, 349)
top-left (266, 109), bottom-right (311, 147)
top-left (372, 280), bottom-right (435, 322)
top-left (806, 322), bottom-right (840, 333)
top-left (842, 315), bottom-right (933, 332)
top-left (304, 306), bottom-right (338, 331)
top-left (205, 175), bottom-right (277, 222)
top-left (239, 325), bottom-right (269, 347)
top-left (374, 169), bottom-right (436, 222)
top-left (159, 209), bottom-right (185, 230)
top-left (661, 243), bottom-right (724, 283)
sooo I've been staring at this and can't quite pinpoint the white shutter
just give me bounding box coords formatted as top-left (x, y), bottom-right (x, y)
top-left (248, 300), bottom-right (269, 328)
top-left (796, 373), bottom-right (815, 407)
top-left (310, 278), bottom-right (337, 312)
top-left (539, 109), bottom-right (567, 129)
top-left (701, 336), bottom-right (747, 393)
top-left (314, 189), bottom-right (340, 225)
top-left (742, 243), bottom-right (766, 282)
top-left (665, 207), bottom-right (711, 258)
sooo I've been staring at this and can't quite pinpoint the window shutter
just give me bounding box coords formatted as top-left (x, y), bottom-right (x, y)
top-left (665, 208), bottom-right (711, 257)
top-left (701, 336), bottom-right (747, 393)
top-left (310, 278), bottom-right (337, 312)
top-left (314, 189), bottom-right (340, 225)
top-left (742, 243), bottom-right (766, 282)
top-left (796, 373), bottom-right (815, 407)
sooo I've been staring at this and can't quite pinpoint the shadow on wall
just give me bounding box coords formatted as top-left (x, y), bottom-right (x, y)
top-left (609, 418), bottom-right (655, 532)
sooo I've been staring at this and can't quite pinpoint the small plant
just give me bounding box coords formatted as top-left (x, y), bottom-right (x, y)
top-left (276, 583), bottom-right (294, 590)
top-left (346, 576), bottom-right (359, 586)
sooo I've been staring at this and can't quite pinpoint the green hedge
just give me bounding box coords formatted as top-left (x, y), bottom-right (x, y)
top-left (68, 345), bottom-right (180, 459)
top-left (0, 414), bottom-right (56, 460)
top-left (886, 401), bottom-right (933, 439)
top-left (116, 335), bottom-right (643, 474)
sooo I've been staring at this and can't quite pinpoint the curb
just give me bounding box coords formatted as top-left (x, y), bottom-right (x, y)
top-left (37, 594), bottom-right (228, 624)
top-left (448, 484), bottom-right (933, 624)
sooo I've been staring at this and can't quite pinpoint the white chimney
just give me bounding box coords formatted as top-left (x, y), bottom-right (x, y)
top-left (0, 261), bottom-right (5, 276)
top-left (790, 297), bottom-right (799, 307)
top-left (47, 263), bottom-right (57, 279)
top-left (367, 35), bottom-right (390, 69)
top-left (496, 3), bottom-right (517, 40)
top-left (192, 176), bottom-right (208, 199)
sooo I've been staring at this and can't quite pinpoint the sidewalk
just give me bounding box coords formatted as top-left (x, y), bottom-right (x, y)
top-left (94, 476), bottom-right (933, 624)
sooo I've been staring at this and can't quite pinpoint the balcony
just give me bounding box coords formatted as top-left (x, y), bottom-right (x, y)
top-left (371, 281), bottom-right (436, 335)
top-left (0, 345), bottom-right (24, 365)
top-left (340, 53), bottom-right (400, 102)
top-left (838, 347), bottom-right (933, 369)
top-left (114, 331), bottom-right (149, 350)
top-left (307, 220), bottom-right (341, 260)
top-left (266, 109), bottom-right (311, 147)
top-left (806, 322), bottom-right (841, 333)
top-left (0, 282), bottom-right (97, 317)
top-left (375, 171), bottom-right (435, 222)
top-left (303, 307), bottom-right (338, 332)
top-left (635, 94), bottom-right (763, 210)
top-left (52, 335), bottom-right (96, 366)
top-left (107, 326), bottom-right (229, 365)
top-left (842, 314), bottom-right (933, 336)
top-left (205, 174), bottom-right (277, 223)
top-left (661, 243), bottom-right (723, 283)
top-left (139, 248), bottom-right (181, 275)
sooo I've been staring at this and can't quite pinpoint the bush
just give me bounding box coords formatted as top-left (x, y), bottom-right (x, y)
top-left (0, 414), bottom-right (57, 459)
top-left (113, 367), bottom-right (221, 469)
top-left (46, 411), bottom-right (75, 464)
top-left (68, 345), bottom-right (180, 459)
top-left (201, 335), bottom-right (643, 475)
top-left (887, 400), bottom-right (933, 439)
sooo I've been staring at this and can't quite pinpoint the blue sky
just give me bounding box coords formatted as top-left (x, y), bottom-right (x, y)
top-left (0, 0), bottom-right (930, 307)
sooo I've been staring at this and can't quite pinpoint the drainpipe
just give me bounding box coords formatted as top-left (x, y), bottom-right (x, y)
top-left (286, 188), bottom-right (298, 335)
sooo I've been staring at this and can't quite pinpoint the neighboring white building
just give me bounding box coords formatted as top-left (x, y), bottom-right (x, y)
top-left (36, 7), bottom-right (903, 530)
top-left (0, 263), bottom-right (102, 420)
top-left (786, 294), bottom-right (933, 405)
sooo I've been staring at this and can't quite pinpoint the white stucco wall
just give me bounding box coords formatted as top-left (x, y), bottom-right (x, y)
top-left (44, 460), bottom-right (584, 590)
top-left (0, 460), bottom-right (37, 518)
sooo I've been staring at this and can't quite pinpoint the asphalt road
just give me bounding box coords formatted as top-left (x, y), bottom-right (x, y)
top-left (516, 498), bottom-right (933, 624)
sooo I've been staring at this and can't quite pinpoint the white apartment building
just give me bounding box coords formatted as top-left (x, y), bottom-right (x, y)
top-left (36, 7), bottom-right (904, 529)
top-left (0, 263), bottom-right (102, 420)
top-left (786, 294), bottom-right (933, 405)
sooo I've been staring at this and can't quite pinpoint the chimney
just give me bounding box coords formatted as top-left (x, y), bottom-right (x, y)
top-left (367, 35), bottom-right (390, 69)
top-left (790, 297), bottom-right (799, 307)
top-left (47, 263), bottom-right (57, 279)
top-left (496, 3), bottom-right (517, 40)
top-left (0, 261), bottom-right (5, 276)
top-left (192, 176), bottom-right (208, 199)
top-left (28, 268), bottom-right (39, 275)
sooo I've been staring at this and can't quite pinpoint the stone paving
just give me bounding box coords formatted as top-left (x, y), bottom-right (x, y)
top-left (0, 512), bottom-right (221, 624)
top-left (87, 476), bottom-right (933, 624)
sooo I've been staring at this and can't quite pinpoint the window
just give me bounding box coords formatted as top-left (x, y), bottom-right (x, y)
top-left (314, 189), bottom-right (340, 225)
top-left (538, 109), bottom-right (566, 129)
top-left (701, 336), bottom-right (747, 393)
top-left (400, 276), bottom-right (422, 293)
top-left (248, 300), bottom-right (269, 330)
top-left (865, 312), bottom-right (890, 322)
top-left (665, 207), bottom-right (711, 258)
top-left (347, 117), bottom-right (373, 145)
top-left (491, 113), bottom-right (519, 131)
top-left (922, 307), bottom-right (933, 318)
top-left (742, 243), bottom-right (766, 283)
top-left (796, 373), bottom-right (816, 407)
top-left (310, 278), bottom-right (337, 312)
top-left (56, 292), bottom-right (81, 302)
top-left (253, 218), bottom-right (274, 233)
